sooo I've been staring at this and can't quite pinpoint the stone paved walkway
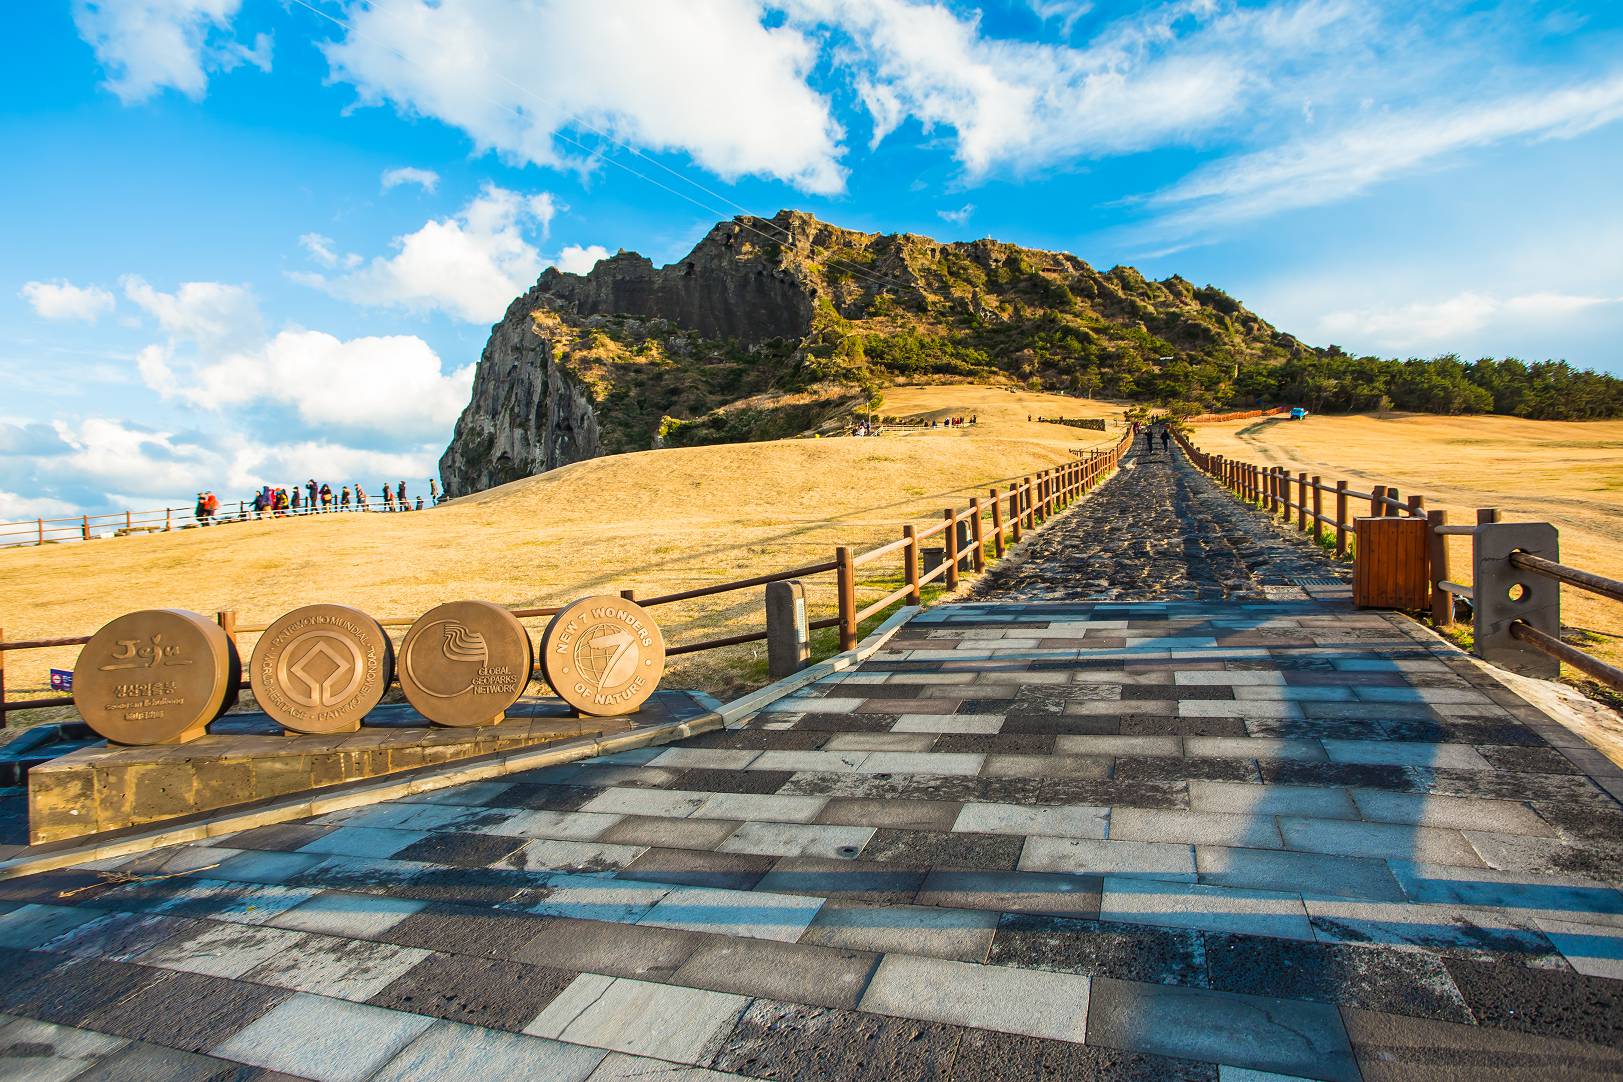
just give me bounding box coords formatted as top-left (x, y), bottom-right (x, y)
top-left (4, 450), bottom-right (1623, 1081)
top-left (980, 443), bottom-right (1340, 601)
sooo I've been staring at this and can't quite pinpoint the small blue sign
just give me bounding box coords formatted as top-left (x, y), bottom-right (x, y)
top-left (50, 668), bottom-right (73, 692)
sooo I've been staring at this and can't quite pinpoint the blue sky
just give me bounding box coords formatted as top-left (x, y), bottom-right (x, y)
top-left (4, 0), bottom-right (1623, 519)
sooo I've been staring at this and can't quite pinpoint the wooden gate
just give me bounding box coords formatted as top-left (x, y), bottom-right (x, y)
top-left (1353, 517), bottom-right (1430, 609)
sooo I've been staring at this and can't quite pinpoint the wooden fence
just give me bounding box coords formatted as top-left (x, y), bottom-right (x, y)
top-left (1172, 427), bottom-right (1623, 693)
top-left (1, 499), bottom-right (411, 549)
top-left (1181, 406), bottom-right (1290, 425)
top-left (0, 432), bottom-right (1134, 727)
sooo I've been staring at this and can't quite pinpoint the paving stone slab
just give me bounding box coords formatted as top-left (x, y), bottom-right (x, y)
top-left (1442, 956), bottom-right (1623, 1047)
top-left (1196, 846), bottom-right (1405, 902)
top-left (372, 1019), bottom-right (605, 1082)
top-left (619, 847), bottom-right (777, 891)
top-left (671, 936), bottom-right (879, 1010)
top-left (525, 975), bottom-right (748, 1065)
top-left (1303, 898), bottom-right (1556, 958)
top-left (1279, 817), bottom-right (1484, 866)
top-left (75, 968), bottom-right (289, 1054)
top-left (367, 952), bottom-right (576, 1031)
top-left (859, 952), bottom-right (1090, 1042)
top-left (501, 838), bottom-right (649, 875)
top-left (377, 901), bottom-right (555, 960)
top-left (510, 918), bottom-right (704, 981)
top-left (860, 828), bottom-right (1024, 871)
top-left (814, 797), bottom-right (963, 831)
top-left (1020, 836), bottom-right (1196, 880)
top-left (708, 998), bottom-right (963, 1082)
top-left (1187, 780), bottom-right (1358, 820)
top-left (799, 900), bottom-right (997, 962)
top-left (989, 912), bottom-right (1208, 988)
top-left (242, 931), bottom-right (430, 1000)
top-left (717, 820), bottom-right (875, 860)
top-left (212, 993), bottom-right (435, 1082)
top-left (1340, 1006), bottom-right (1623, 1081)
top-left (0, 1014), bottom-right (126, 1082)
top-left (1102, 878), bottom-right (1314, 941)
top-left (952, 801), bottom-right (1108, 840)
top-left (636, 884), bottom-right (823, 943)
top-left (754, 855), bottom-right (926, 904)
top-left (915, 867), bottom-right (1102, 920)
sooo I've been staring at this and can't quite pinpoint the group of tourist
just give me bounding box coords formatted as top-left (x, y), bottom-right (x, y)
top-left (931, 415), bottom-right (976, 427)
top-left (194, 479), bottom-right (442, 524)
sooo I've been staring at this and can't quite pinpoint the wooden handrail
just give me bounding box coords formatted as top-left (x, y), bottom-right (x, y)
top-left (1510, 551), bottom-right (1623, 606)
top-left (1511, 620), bottom-right (1623, 693)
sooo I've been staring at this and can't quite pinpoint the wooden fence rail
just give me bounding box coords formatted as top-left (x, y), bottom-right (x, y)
top-left (0, 432), bottom-right (1135, 727)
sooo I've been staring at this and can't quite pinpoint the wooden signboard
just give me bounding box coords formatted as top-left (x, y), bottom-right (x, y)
top-left (1353, 516), bottom-right (1430, 609)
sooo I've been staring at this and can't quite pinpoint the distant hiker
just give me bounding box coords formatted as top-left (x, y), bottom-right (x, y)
top-left (429, 479), bottom-right (439, 504)
top-left (1144, 429), bottom-right (1155, 454)
top-left (203, 491), bottom-right (219, 521)
top-left (251, 490), bottom-right (268, 520)
top-left (291, 487), bottom-right (301, 511)
top-left (382, 486), bottom-right (394, 511)
top-left (319, 483), bottom-right (333, 511)
top-left (397, 481), bottom-right (407, 508)
top-left (341, 486), bottom-right (351, 510)
top-left (415, 496), bottom-right (424, 511)
top-left (194, 492), bottom-right (208, 526)
top-left (1161, 430), bottom-right (1171, 452)
top-left (306, 479), bottom-right (318, 507)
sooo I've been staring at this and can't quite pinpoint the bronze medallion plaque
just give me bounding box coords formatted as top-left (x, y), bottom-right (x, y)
top-left (73, 609), bottom-right (236, 746)
top-left (250, 604), bottom-right (394, 734)
top-left (540, 596), bottom-right (666, 716)
top-left (398, 600), bottom-right (533, 727)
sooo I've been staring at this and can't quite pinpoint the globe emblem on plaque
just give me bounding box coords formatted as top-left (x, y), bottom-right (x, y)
top-left (573, 622), bottom-right (640, 690)
top-left (405, 621), bottom-right (489, 698)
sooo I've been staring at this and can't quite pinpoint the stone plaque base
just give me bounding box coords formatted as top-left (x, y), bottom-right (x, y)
top-left (27, 690), bottom-right (705, 844)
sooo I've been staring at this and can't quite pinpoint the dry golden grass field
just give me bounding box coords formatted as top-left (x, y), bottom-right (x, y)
top-left (2, 385), bottom-right (1126, 716)
top-left (1192, 411), bottom-right (1623, 672)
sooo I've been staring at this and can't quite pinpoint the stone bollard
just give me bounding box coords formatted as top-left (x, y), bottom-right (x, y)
top-left (923, 547), bottom-right (946, 578)
top-left (766, 580), bottom-right (810, 678)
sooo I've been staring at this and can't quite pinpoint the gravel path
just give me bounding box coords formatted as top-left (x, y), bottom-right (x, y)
top-left (979, 439), bottom-right (1342, 602)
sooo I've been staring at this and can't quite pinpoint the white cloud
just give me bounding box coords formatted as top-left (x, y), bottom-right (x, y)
top-left (0, 491), bottom-right (77, 522)
top-left (72, 0), bottom-right (270, 104)
top-left (20, 280), bottom-right (116, 322)
top-left (381, 166), bottom-right (441, 192)
top-left (1319, 290), bottom-right (1623, 350)
top-left (121, 275), bottom-right (263, 353)
top-left (1150, 72), bottom-right (1623, 231)
top-left (299, 232), bottom-right (360, 270)
top-left (324, 0), bottom-right (846, 194)
top-left (553, 244), bottom-right (610, 274)
top-left (937, 204), bottom-right (974, 225)
top-left (298, 184), bottom-right (557, 323)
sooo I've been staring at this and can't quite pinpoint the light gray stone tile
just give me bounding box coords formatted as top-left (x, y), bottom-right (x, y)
top-left (1533, 916), bottom-right (1623, 978)
top-left (1019, 837), bottom-right (1195, 880)
top-left (690, 793), bottom-right (827, 823)
top-left (857, 752), bottom-right (984, 776)
top-left (582, 788), bottom-right (710, 818)
top-left (269, 891), bottom-right (427, 939)
top-left (502, 810), bottom-right (626, 841)
top-left (749, 750), bottom-right (872, 774)
top-left (1188, 781), bottom-right (1357, 819)
top-left (890, 715), bottom-right (1003, 733)
top-left (586, 1051), bottom-right (754, 1081)
top-left (982, 754), bottom-right (1112, 779)
top-left (1175, 671), bottom-right (1287, 686)
top-left (1279, 817), bottom-right (1483, 866)
top-left (243, 932), bottom-right (429, 1000)
top-left (717, 821), bottom-right (875, 860)
top-left (1387, 860), bottom-right (1623, 928)
top-left (953, 802), bottom-right (1108, 840)
top-left (1321, 740), bottom-right (1491, 770)
top-left (1196, 846), bottom-right (1405, 901)
top-left (1350, 789), bottom-right (1553, 835)
top-left (1102, 878), bottom-right (1314, 941)
top-left (373, 1020), bottom-right (605, 1082)
top-left (518, 874), bottom-right (670, 924)
top-left (0, 903), bottom-right (100, 949)
top-left (499, 839), bottom-right (648, 874)
top-left (638, 885), bottom-right (824, 943)
top-left (822, 733), bottom-right (937, 752)
top-left (800, 901), bottom-right (998, 962)
top-left (212, 992), bottom-right (434, 1082)
top-left (1111, 808), bottom-right (1284, 849)
top-left (1054, 735), bottom-right (1181, 756)
top-left (297, 827), bottom-right (430, 859)
top-left (525, 975), bottom-right (748, 1065)
top-left (1304, 897), bottom-right (1547, 954)
top-left (650, 748), bottom-right (762, 770)
top-left (858, 953), bottom-right (1089, 1042)
top-left (135, 920), bottom-right (311, 978)
top-left (1180, 700), bottom-right (1303, 719)
top-left (0, 1014), bottom-right (125, 1082)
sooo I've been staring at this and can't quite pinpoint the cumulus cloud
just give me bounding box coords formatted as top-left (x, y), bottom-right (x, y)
top-left (553, 244), bottom-right (610, 274)
top-left (297, 184), bottom-right (557, 323)
top-left (72, 0), bottom-right (270, 103)
top-left (323, 0), bottom-right (846, 194)
top-left (1319, 290), bottom-right (1623, 349)
top-left (121, 275), bottom-right (263, 353)
top-left (299, 233), bottom-right (361, 270)
top-left (381, 166), bottom-right (440, 192)
top-left (0, 491), bottom-right (78, 522)
top-left (937, 204), bottom-right (974, 226)
top-left (20, 280), bottom-right (116, 322)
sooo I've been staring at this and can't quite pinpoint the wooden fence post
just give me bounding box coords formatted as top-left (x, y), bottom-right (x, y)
top-left (1010, 486), bottom-right (1023, 542)
top-left (82, 515), bottom-right (90, 541)
top-left (1408, 494), bottom-right (1424, 518)
top-left (36, 519), bottom-right (43, 546)
top-left (1311, 476), bottom-right (1323, 544)
top-left (1335, 481), bottom-right (1349, 557)
top-left (216, 610), bottom-right (238, 654)
top-left (836, 546), bottom-right (858, 651)
top-left (970, 498), bottom-right (985, 573)
top-left (1370, 485), bottom-right (1385, 518)
top-left (1427, 509), bottom-right (1452, 626)
top-left (165, 508), bottom-right (172, 531)
top-left (1297, 473), bottom-right (1309, 532)
top-left (943, 510), bottom-right (960, 590)
top-left (1386, 488), bottom-right (1401, 517)
top-left (1478, 507), bottom-right (1501, 525)
top-left (903, 525), bottom-right (921, 604)
top-left (0, 626), bottom-right (7, 730)
top-left (990, 490), bottom-right (1005, 558)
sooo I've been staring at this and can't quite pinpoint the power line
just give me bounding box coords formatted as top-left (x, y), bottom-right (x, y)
top-left (282, 0), bottom-right (926, 300)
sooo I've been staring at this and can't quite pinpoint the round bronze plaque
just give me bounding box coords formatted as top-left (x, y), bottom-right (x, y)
top-left (73, 609), bottom-right (236, 746)
top-left (398, 601), bottom-right (533, 727)
top-left (540, 596), bottom-right (666, 716)
top-left (250, 604), bottom-right (394, 734)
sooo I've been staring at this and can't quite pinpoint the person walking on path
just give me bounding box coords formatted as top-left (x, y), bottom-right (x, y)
top-left (396, 480), bottom-right (407, 509)
top-left (1160, 429), bottom-right (1171, 453)
top-left (1144, 428), bottom-right (1155, 454)
top-left (429, 479), bottom-right (439, 505)
top-left (355, 484), bottom-right (367, 511)
top-left (381, 486), bottom-right (394, 512)
top-left (341, 485), bottom-right (351, 510)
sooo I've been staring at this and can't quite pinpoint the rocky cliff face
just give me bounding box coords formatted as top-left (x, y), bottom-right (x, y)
top-left (440, 209), bottom-right (1310, 497)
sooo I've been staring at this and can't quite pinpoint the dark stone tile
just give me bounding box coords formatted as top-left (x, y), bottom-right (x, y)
top-left (379, 901), bottom-right (556, 958)
top-left (391, 832), bottom-right (527, 868)
top-left (221, 823), bottom-right (333, 852)
top-left (1444, 956), bottom-right (1623, 1047)
top-left (599, 815), bottom-right (742, 851)
top-left (915, 869), bottom-right (1102, 920)
top-left (755, 856), bottom-right (926, 904)
top-left (671, 768), bottom-right (794, 795)
top-left (78, 969), bottom-right (288, 1054)
top-left (1002, 715), bottom-right (1120, 736)
top-left (0, 870), bottom-right (118, 908)
top-left (619, 847), bottom-right (776, 891)
top-left (1262, 760), bottom-right (1417, 791)
top-left (990, 913), bottom-right (1207, 987)
top-left (1037, 777), bottom-right (1188, 810)
top-left (860, 829), bottom-right (1023, 872)
top-left (1205, 933), bottom-right (1472, 1023)
top-left (1477, 746), bottom-right (1580, 774)
top-left (956, 699), bottom-right (1016, 715)
top-left (1383, 721), bottom-right (1545, 748)
top-left (3, 956), bottom-right (173, 1026)
top-left (1527, 799), bottom-right (1623, 842)
top-left (0, 948), bottom-right (70, 996)
top-left (368, 952), bottom-right (574, 1031)
top-left (815, 797), bottom-right (963, 832)
top-left (779, 772), bottom-right (980, 803)
top-left (792, 714), bottom-right (898, 732)
top-left (1114, 756), bottom-right (1261, 783)
top-left (1420, 769), bottom-right (1609, 804)
top-left (673, 938), bottom-right (879, 1011)
top-left (682, 729), bottom-right (829, 751)
top-left (948, 1027), bottom-right (1217, 1082)
top-left (971, 776), bottom-right (1048, 805)
top-left (851, 684), bottom-right (926, 699)
top-left (710, 997), bottom-right (962, 1082)
top-left (933, 733), bottom-right (1055, 755)
top-left (1342, 1006), bottom-right (1623, 1081)
top-left (1087, 976), bottom-right (1359, 1082)
top-left (392, 865), bottom-right (537, 905)
top-left (495, 783), bottom-right (604, 811)
top-left (1120, 716), bottom-right (1248, 737)
top-left (510, 916), bottom-right (703, 981)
